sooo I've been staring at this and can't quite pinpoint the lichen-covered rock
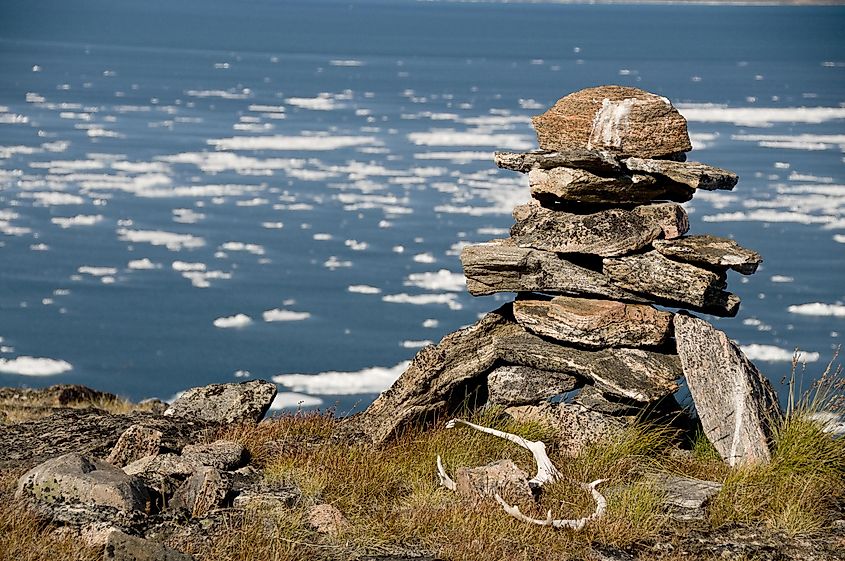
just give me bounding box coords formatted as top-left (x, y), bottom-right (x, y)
top-left (494, 149), bottom-right (621, 174)
top-left (307, 504), bottom-right (351, 535)
top-left (16, 453), bottom-right (151, 512)
top-left (527, 167), bottom-right (692, 204)
top-left (455, 459), bottom-right (533, 503)
top-left (486, 365), bottom-right (579, 407)
top-left (674, 314), bottom-right (781, 466)
top-left (513, 296), bottom-right (673, 348)
top-left (505, 402), bottom-right (628, 455)
top-left (531, 86), bottom-right (692, 158)
top-left (164, 380), bottom-right (277, 424)
top-left (169, 466), bottom-right (231, 517)
top-left (105, 530), bottom-right (195, 561)
top-left (107, 425), bottom-right (165, 467)
top-left (511, 201), bottom-right (662, 257)
top-left (181, 440), bottom-right (246, 471)
top-left (653, 234), bottom-right (762, 275)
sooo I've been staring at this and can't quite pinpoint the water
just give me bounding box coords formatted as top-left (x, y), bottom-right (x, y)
top-left (0, 0), bottom-right (843, 413)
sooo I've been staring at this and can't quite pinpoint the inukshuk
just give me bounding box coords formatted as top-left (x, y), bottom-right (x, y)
top-left (349, 86), bottom-right (781, 466)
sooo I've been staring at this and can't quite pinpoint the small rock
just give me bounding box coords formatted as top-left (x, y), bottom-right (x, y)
top-left (505, 402), bottom-right (628, 455)
top-left (674, 314), bottom-right (781, 466)
top-left (16, 453), bottom-right (151, 512)
top-left (107, 425), bottom-right (164, 468)
top-left (307, 503), bottom-right (350, 535)
top-left (486, 365), bottom-right (579, 408)
top-left (653, 234), bottom-right (762, 275)
top-left (181, 440), bottom-right (246, 471)
top-left (513, 295), bottom-right (673, 348)
top-left (649, 473), bottom-right (723, 514)
top-left (105, 530), bottom-right (195, 561)
top-left (169, 466), bottom-right (231, 517)
top-left (531, 86), bottom-right (692, 159)
top-left (232, 488), bottom-right (301, 510)
top-left (164, 379), bottom-right (277, 424)
top-left (511, 201), bottom-right (663, 257)
top-left (123, 453), bottom-right (195, 479)
top-left (455, 459), bottom-right (534, 503)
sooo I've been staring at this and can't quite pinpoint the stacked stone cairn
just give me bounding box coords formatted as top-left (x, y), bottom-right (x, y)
top-left (351, 86), bottom-right (781, 466)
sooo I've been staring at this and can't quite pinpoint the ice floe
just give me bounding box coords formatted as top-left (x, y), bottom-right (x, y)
top-left (262, 309), bottom-right (311, 322)
top-left (382, 293), bottom-right (463, 310)
top-left (0, 356), bottom-right (73, 376)
top-left (117, 228), bottom-right (205, 251)
top-left (213, 314), bottom-right (253, 328)
top-left (404, 269), bottom-right (465, 292)
top-left (51, 215), bottom-right (103, 228)
top-left (127, 258), bottom-right (160, 270)
top-left (348, 285), bottom-right (381, 294)
top-left (676, 105), bottom-right (845, 127)
top-left (272, 361), bottom-right (410, 395)
top-left (740, 344), bottom-right (819, 363)
top-left (269, 392), bottom-right (324, 410)
top-left (787, 303), bottom-right (845, 317)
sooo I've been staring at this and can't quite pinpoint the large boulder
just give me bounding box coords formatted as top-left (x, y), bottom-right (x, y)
top-left (16, 453), bottom-right (151, 512)
top-left (674, 314), bottom-right (781, 465)
top-left (531, 86), bottom-right (692, 158)
top-left (164, 379), bottom-right (277, 424)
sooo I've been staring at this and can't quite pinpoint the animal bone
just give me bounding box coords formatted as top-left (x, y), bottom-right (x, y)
top-left (436, 418), bottom-right (607, 530)
top-left (494, 479), bottom-right (607, 530)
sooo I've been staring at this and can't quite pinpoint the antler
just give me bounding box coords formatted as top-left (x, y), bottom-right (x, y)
top-left (443, 418), bottom-right (562, 487)
top-left (436, 454), bottom-right (456, 491)
top-left (494, 479), bottom-right (607, 530)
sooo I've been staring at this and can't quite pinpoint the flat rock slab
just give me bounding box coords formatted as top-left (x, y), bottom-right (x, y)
top-left (181, 440), bottom-right (246, 471)
top-left (631, 203), bottom-right (689, 239)
top-left (495, 149), bottom-right (621, 174)
top-left (528, 167), bottom-right (692, 205)
top-left (16, 453), bottom-right (151, 512)
top-left (505, 402), bottom-right (628, 455)
top-left (511, 202), bottom-right (662, 257)
top-left (603, 251), bottom-right (741, 316)
top-left (531, 86), bottom-right (692, 158)
top-left (164, 379), bottom-right (277, 424)
top-left (624, 157), bottom-right (738, 191)
top-left (674, 314), bottom-right (781, 465)
top-left (513, 296), bottom-right (673, 348)
top-left (495, 330), bottom-right (681, 402)
top-left (455, 459), bottom-right (533, 503)
top-left (460, 241), bottom-right (647, 302)
top-left (105, 530), bottom-right (195, 561)
top-left (573, 385), bottom-right (644, 416)
top-left (486, 365), bottom-right (580, 407)
top-left (649, 473), bottom-right (723, 511)
top-left (653, 235), bottom-right (762, 275)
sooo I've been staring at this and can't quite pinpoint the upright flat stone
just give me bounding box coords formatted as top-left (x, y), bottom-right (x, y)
top-left (631, 203), bottom-right (689, 239)
top-left (674, 314), bottom-right (781, 466)
top-left (460, 241), bottom-right (647, 301)
top-left (528, 167), bottom-right (692, 205)
top-left (513, 296), bottom-right (673, 348)
top-left (495, 149), bottom-right (621, 174)
top-left (347, 304), bottom-right (522, 445)
top-left (486, 365), bottom-right (580, 408)
top-left (603, 251), bottom-right (741, 316)
top-left (511, 202), bottom-right (661, 257)
top-left (494, 330), bottom-right (681, 402)
top-left (531, 86), bottom-right (692, 158)
top-left (653, 235), bottom-right (762, 275)
top-left (624, 157), bottom-right (738, 191)
top-left (164, 379), bottom-right (277, 424)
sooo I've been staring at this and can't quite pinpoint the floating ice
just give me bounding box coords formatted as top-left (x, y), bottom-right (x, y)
top-left (787, 303), bottom-right (845, 317)
top-left (382, 293), bottom-right (462, 310)
top-left (172, 261), bottom-right (206, 272)
top-left (269, 392), bottom-right (324, 410)
top-left (117, 229), bottom-right (205, 251)
top-left (404, 269), bottom-right (465, 292)
top-left (329, 59), bottom-right (364, 67)
top-left (127, 258), bottom-right (160, 270)
top-left (324, 256), bottom-right (352, 269)
top-left (344, 239), bottom-right (369, 251)
top-left (732, 133), bottom-right (845, 151)
top-left (741, 344), bottom-right (819, 363)
top-left (401, 340), bottom-right (432, 349)
top-left (677, 105), bottom-right (845, 127)
top-left (208, 135), bottom-right (378, 151)
top-left (770, 275), bottom-right (794, 283)
top-left (220, 241), bottom-right (265, 255)
top-left (272, 361), bottom-right (410, 395)
top-left (51, 215), bottom-right (103, 228)
top-left (263, 309), bottom-right (311, 322)
top-left (413, 151), bottom-right (492, 163)
top-left (26, 192), bottom-right (86, 206)
top-left (286, 95), bottom-right (345, 111)
top-left (408, 130), bottom-right (533, 150)
top-left (0, 356), bottom-right (73, 376)
top-left (213, 314), bottom-right (253, 328)
top-left (413, 252), bottom-right (436, 264)
top-left (78, 266), bottom-right (118, 277)
top-left (348, 285), bottom-right (381, 294)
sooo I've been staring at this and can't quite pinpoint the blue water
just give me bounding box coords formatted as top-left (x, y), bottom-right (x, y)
top-left (0, 0), bottom-right (843, 412)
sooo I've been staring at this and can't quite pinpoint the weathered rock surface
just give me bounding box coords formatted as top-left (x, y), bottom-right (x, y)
top-left (170, 466), bottom-right (231, 517)
top-left (455, 459), bottom-right (533, 502)
top-left (573, 385), bottom-right (643, 416)
top-left (348, 304), bottom-right (520, 445)
top-left (631, 202), bottom-right (689, 239)
top-left (505, 402), bottom-right (628, 454)
top-left (16, 453), bottom-right (151, 512)
top-left (107, 425), bottom-right (165, 468)
top-left (531, 86), bottom-right (692, 158)
top-left (105, 530), bottom-right (195, 561)
top-left (307, 504), bottom-right (351, 535)
top-left (528, 167), bottom-right (692, 205)
top-left (653, 234), bottom-right (762, 275)
top-left (649, 473), bottom-right (723, 516)
top-left (513, 296), bottom-right (673, 348)
top-left (232, 487), bottom-right (301, 510)
top-left (164, 379), bottom-right (277, 425)
top-left (624, 157), bottom-right (738, 191)
top-left (495, 330), bottom-right (681, 402)
top-left (486, 365), bottom-right (579, 407)
top-left (511, 201), bottom-right (662, 257)
top-left (123, 453), bottom-right (196, 479)
top-left (674, 314), bottom-right (781, 466)
top-left (494, 149), bottom-right (621, 174)
top-left (181, 440), bottom-right (246, 471)
top-left (460, 241), bottom-right (646, 301)
top-left (0, 384), bottom-right (119, 408)
top-left (603, 251), bottom-right (741, 316)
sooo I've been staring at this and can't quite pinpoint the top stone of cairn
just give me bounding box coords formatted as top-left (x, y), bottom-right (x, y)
top-left (531, 85), bottom-right (693, 159)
